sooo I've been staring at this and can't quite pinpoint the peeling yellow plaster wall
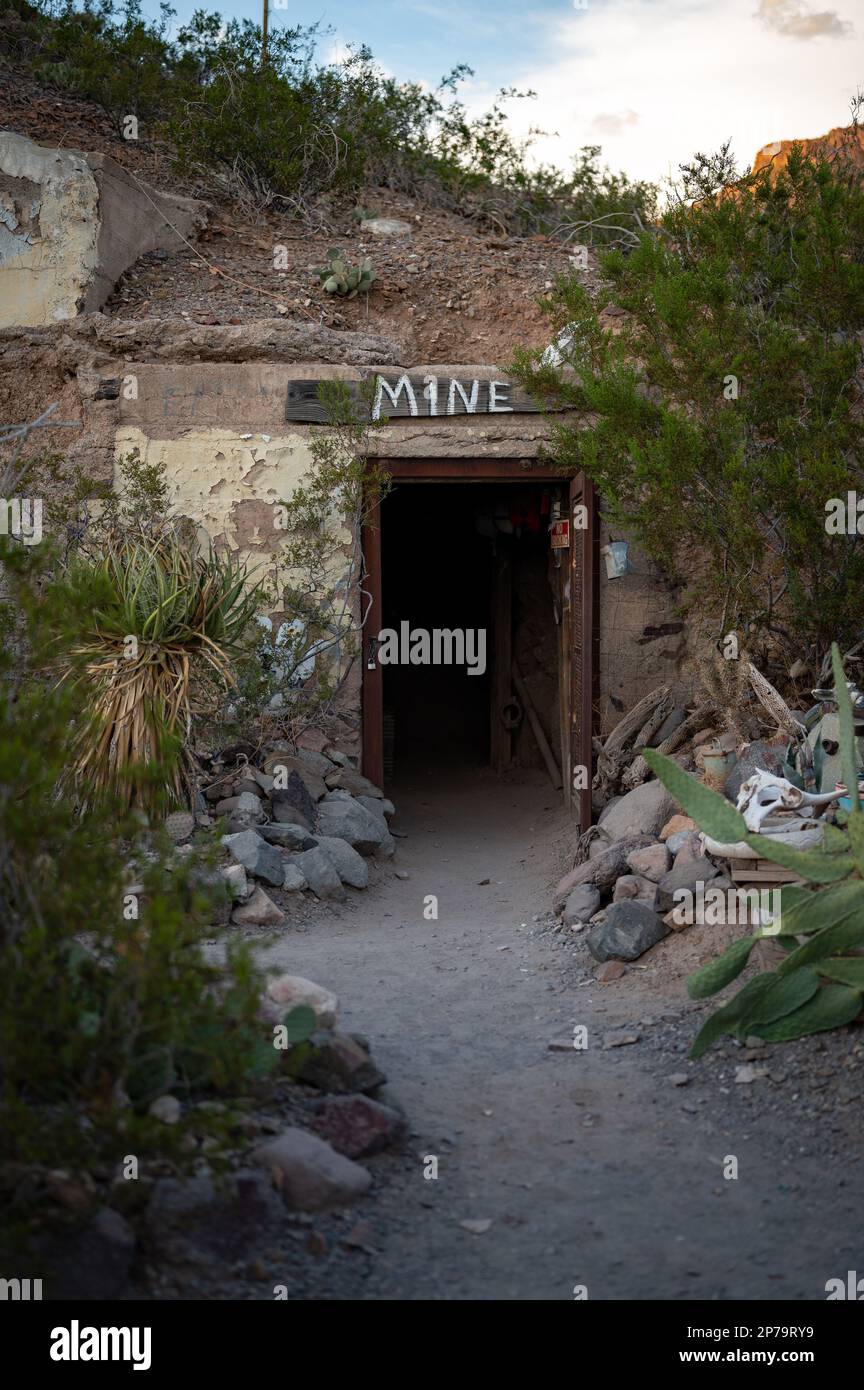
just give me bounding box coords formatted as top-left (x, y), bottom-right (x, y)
top-left (114, 427), bottom-right (316, 581)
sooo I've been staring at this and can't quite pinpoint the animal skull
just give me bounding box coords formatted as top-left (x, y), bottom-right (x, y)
top-left (735, 768), bottom-right (838, 833)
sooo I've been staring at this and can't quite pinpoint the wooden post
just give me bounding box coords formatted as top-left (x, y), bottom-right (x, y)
top-left (361, 496), bottom-right (384, 788)
top-left (490, 539), bottom-right (512, 773)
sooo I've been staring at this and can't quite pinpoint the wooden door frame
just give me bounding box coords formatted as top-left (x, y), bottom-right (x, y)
top-left (361, 460), bottom-right (597, 823)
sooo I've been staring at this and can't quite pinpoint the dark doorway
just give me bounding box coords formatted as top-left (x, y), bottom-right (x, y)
top-left (378, 482), bottom-right (564, 783)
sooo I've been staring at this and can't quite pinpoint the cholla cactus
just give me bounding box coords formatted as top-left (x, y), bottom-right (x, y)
top-left (315, 249), bottom-right (377, 299)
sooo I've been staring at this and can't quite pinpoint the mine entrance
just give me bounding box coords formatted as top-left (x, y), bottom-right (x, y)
top-left (362, 464), bottom-right (598, 823)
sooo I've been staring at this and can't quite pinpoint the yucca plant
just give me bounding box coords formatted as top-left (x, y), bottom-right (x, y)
top-left (67, 532), bottom-right (262, 812)
top-left (645, 644), bottom-right (864, 1058)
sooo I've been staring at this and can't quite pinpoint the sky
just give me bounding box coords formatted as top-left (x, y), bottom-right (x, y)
top-left (140, 0), bottom-right (862, 188)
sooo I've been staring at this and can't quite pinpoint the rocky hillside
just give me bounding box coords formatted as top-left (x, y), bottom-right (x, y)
top-left (0, 58), bottom-right (595, 365)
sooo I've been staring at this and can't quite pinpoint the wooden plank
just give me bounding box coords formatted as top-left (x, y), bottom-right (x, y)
top-left (490, 540), bottom-right (512, 774)
top-left (513, 662), bottom-right (562, 790)
top-left (286, 374), bottom-right (555, 423)
top-left (361, 496), bottom-right (384, 789)
top-left (569, 473), bottom-right (598, 830)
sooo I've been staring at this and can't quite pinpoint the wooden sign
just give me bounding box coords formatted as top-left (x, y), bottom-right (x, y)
top-left (285, 374), bottom-right (549, 423)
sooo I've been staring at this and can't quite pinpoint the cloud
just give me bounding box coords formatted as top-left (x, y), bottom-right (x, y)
top-left (755, 0), bottom-right (853, 39)
top-left (590, 110), bottom-right (639, 137)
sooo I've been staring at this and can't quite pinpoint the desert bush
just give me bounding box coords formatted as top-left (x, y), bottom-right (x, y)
top-left (0, 520), bottom-right (276, 1179)
top-left (513, 113), bottom-right (864, 673)
top-left (4, 0), bottom-right (656, 238)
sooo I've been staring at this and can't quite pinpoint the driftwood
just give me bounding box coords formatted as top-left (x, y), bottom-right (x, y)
top-left (593, 685), bottom-right (670, 798)
top-left (622, 705), bottom-right (717, 790)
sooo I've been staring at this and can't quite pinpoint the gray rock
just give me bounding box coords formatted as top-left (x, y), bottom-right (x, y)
top-left (220, 862), bottom-right (249, 901)
top-left (215, 791), bottom-right (265, 818)
top-left (259, 822), bottom-right (317, 851)
top-left (270, 771), bottom-right (317, 829)
top-left (361, 216), bottom-right (412, 236)
top-left (294, 748), bottom-right (335, 777)
top-left (291, 846), bottom-right (347, 900)
top-left (612, 873), bottom-right (658, 909)
top-left (281, 862), bottom-right (308, 892)
top-left (664, 829), bottom-right (693, 856)
top-left (725, 738), bottom-right (789, 801)
top-left (595, 779), bottom-right (677, 842)
top-left (587, 901), bottom-right (669, 962)
top-left (221, 830), bottom-right (286, 887)
top-left (326, 767), bottom-right (384, 798)
top-left (318, 795), bottom-right (387, 856)
top-left (563, 884), bottom-right (601, 926)
top-left (672, 832), bottom-right (705, 867)
top-left (251, 1128), bottom-right (372, 1210)
top-left (231, 885), bottom-right (285, 926)
top-left (656, 857), bottom-right (721, 914)
top-left (357, 793), bottom-right (392, 821)
top-left (554, 834), bottom-right (654, 904)
top-left (315, 835), bottom-right (370, 889)
top-left (625, 841), bottom-right (671, 882)
top-left (35, 1205), bottom-right (136, 1300)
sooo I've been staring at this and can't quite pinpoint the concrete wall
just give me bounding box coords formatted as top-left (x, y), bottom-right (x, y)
top-left (0, 133), bottom-right (206, 327)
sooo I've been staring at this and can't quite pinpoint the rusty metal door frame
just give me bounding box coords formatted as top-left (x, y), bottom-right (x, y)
top-left (361, 461), bottom-right (597, 822)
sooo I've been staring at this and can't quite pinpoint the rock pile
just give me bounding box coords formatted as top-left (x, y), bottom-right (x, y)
top-left (554, 776), bottom-right (732, 969)
top-left (186, 739), bottom-right (397, 922)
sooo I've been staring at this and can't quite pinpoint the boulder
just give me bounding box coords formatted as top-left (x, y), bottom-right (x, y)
top-left (281, 862), bottom-right (307, 892)
top-left (587, 901), bottom-right (668, 962)
top-left (361, 217), bottom-right (413, 236)
top-left (291, 846), bottom-right (346, 900)
top-left (656, 857), bottom-right (721, 914)
top-left (594, 779), bottom-right (677, 842)
top-left (625, 841), bottom-right (671, 882)
top-left (318, 794), bottom-right (387, 856)
top-left (221, 830), bottom-right (285, 887)
top-left (660, 814), bottom-right (698, 840)
top-left (612, 873), bottom-right (658, 909)
top-left (310, 1095), bottom-right (406, 1158)
top-left (315, 835), bottom-right (370, 889)
top-left (357, 793), bottom-right (395, 820)
top-left (671, 832), bottom-right (704, 867)
top-left (215, 791), bottom-right (265, 820)
top-left (262, 756), bottom-right (327, 801)
top-left (553, 834), bottom-right (653, 904)
top-left (562, 884), bottom-right (601, 927)
top-left (264, 974), bottom-right (338, 1027)
top-left (231, 885), bottom-right (285, 927)
top-left (325, 767), bottom-right (384, 798)
top-left (294, 748), bottom-right (335, 777)
top-left (220, 862), bottom-right (249, 901)
top-left (270, 771), bottom-right (317, 830)
top-left (296, 1031), bottom-right (385, 1094)
top-left (34, 1205), bottom-right (136, 1300)
top-left (258, 822), bottom-right (317, 851)
top-left (252, 1128), bottom-right (371, 1210)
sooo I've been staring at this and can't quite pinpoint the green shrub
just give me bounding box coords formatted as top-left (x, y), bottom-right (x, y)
top-left (513, 118), bottom-right (864, 671)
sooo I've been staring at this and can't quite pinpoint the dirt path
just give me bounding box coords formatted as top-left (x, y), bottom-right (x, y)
top-left (260, 769), bottom-right (862, 1301)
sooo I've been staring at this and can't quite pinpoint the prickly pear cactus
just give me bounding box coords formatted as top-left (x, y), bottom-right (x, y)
top-left (315, 250), bottom-right (377, 299)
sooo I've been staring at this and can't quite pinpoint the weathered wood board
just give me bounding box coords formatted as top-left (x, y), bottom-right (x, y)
top-left (286, 373), bottom-right (554, 422)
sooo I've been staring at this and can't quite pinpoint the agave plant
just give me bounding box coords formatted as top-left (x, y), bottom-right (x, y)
top-left (68, 533), bottom-right (261, 812)
top-left (644, 644), bottom-right (864, 1058)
